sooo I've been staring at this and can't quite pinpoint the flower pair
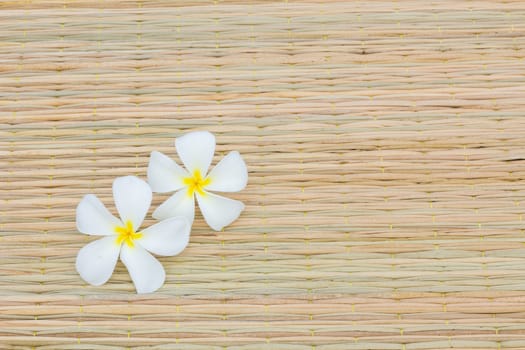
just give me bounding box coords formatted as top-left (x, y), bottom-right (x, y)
top-left (75, 131), bottom-right (247, 293)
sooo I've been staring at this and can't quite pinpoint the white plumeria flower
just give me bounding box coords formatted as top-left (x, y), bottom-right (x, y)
top-left (75, 176), bottom-right (191, 294)
top-left (148, 131), bottom-right (248, 231)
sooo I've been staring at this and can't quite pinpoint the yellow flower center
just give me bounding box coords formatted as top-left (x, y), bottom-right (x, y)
top-left (183, 169), bottom-right (211, 197)
top-left (115, 220), bottom-right (143, 248)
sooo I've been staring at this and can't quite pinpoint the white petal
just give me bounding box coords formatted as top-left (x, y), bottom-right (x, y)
top-left (139, 217), bottom-right (191, 256)
top-left (147, 151), bottom-right (189, 193)
top-left (196, 191), bottom-right (244, 231)
top-left (120, 244), bottom-right (165, 294)
top-left (175, 131), bottom-right (215, 175)
top-left (113, 176), bottom-right (152, 231)
top-left (76, 194), bottom-right (122, 235)
top-left (206, 151), bottom-right (248, 192)
top-left (76, 236), bottom-right (120, 286)
top-left (152, 189), bottom-right (195, 223)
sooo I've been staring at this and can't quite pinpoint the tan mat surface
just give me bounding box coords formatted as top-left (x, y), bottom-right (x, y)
top-left (2, 0), bottom-right (525, 349)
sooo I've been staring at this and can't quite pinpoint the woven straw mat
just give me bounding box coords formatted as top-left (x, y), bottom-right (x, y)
top-left (1, 1), bottom-right (525, 349)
